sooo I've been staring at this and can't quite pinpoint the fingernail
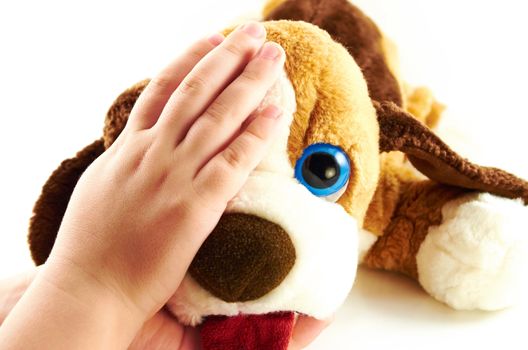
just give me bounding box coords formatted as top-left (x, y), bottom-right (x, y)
top-left (207, 33), bottom-right (224, 46)
top-left (258, 42), bottom-right (283, 60)
top-left (240, 22), bottom-right (265, 38)
top-left (262, 105), bottom-right (282, 119)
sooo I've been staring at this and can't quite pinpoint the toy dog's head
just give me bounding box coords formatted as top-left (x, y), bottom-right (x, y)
top-left (28, 0), bottom-right (528, 348)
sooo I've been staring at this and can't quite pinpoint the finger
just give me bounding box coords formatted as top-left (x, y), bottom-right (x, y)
top-left (191, 105), bottom-right (282, 208)
top-left (155, 21), bottom-right (267, 145)
top-left (125, 33), bottom-right (225, 132)
top-left (288, 315), bottom-right (333, 350)
top-left (180, 41), bottom-right (285, 171)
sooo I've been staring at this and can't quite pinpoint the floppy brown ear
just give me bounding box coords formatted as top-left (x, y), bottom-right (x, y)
top-left (28, 139), bottom-right (105, 265)
top-left (374, 100), bottom-right (528, 204)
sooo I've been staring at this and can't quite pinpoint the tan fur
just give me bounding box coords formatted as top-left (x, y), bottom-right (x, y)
top-left (262, 0), bottom-right (288, 19)
top-left (404, 85), bottom-right (445, 129)
top-left (363, 152), bottom-right (417, 236)
top-left (223, 21), bottom-right (381, 223)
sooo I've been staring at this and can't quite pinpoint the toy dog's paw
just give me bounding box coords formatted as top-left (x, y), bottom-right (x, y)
top-left (416, 192), bottom-right (528, 310)
top-left (404, 85), bottom-right (444, 129)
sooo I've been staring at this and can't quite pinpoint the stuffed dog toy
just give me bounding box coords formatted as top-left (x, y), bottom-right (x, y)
top-left (27, 0), bottom-right (528, 348)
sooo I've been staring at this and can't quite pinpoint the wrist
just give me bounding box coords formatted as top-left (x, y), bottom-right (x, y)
top-left (0, 259), bottom-right (148, 349)
top-left (41, 256), bottom-right (147, 344)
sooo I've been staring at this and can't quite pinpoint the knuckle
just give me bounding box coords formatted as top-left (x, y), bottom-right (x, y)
top-left (177, 74), bottom-right (207, 96)
top-left (244, 126), bottom-right (267, 144)
top-left (125, 132), bottom-right (156, 171)
top-left (188, 181), bottom-right (223, 214)
top-left (222, 143), bottom-right (248, 170)
top-left (222, 41), bottom-right (245, 57)
top-left (186, 46), bottom-right (206, 62)
top-left (239, 68), bottom-right (262, 83)
top-left (149, 75), bottom-right (174, 91)
top-left (203, 99), bottom-right (230, 123)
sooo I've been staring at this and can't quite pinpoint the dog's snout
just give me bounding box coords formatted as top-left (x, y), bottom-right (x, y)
top-left (189, 213), bottom-right (296, 302)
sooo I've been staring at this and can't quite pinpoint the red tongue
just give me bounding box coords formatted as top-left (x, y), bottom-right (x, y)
top-left (200, 312), bottom-right (295, 350)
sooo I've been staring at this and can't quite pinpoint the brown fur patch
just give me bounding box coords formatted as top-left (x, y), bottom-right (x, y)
top-left (363, 181), bottom-right (470, 278)
top-left (28, 139), bottom-right (105, 265)
top-left (189, 213), bottom-right (296, 302)
top-left (375, 101), bottom-right (528, 204)
top-left (363, 152), bottom-right (419, 236)
top-left (265, 0), bottom-right (403, 106)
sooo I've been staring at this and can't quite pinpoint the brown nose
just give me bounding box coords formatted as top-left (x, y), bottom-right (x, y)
top-left (189, 213), bottom-right (296, 302)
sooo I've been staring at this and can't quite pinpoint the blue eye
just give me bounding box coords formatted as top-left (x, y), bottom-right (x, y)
top-left (294, 143), bottom-right (351, 201)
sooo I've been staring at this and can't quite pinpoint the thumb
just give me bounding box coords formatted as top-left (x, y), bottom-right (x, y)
top-left (288, 314), bottom-right (334, 350)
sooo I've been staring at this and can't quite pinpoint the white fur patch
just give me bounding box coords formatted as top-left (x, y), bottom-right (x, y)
top-left (167, 174), bottom-right (359, 325)
top-left (416, 193), bottom-right (528, 310)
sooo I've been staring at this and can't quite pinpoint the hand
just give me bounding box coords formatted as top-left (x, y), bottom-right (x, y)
top-left (0, 268), bottom-right (331, 350)
top-left (45, 20), bottom-right (286, 321)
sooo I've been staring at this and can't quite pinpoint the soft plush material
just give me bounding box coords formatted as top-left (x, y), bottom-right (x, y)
top-left (200, 312), bottom-right (295, 350)
top-left (26, 0), bottom-right (528, 349)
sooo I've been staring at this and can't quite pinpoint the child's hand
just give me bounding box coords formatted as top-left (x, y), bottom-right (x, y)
top-left (44, 21), bottom-right (285, 322)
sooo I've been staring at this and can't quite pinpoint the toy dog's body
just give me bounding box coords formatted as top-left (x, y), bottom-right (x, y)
top-left (266, 0), bottom-right (528, 312)
top-left (27, 0), bottom-right (528, 348)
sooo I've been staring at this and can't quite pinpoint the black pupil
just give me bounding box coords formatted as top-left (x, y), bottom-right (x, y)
top-left (301, 152), bottom-right (340, 189)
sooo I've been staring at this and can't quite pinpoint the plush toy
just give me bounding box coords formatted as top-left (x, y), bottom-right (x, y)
top-left (27, 0), bottom-right (528, 349)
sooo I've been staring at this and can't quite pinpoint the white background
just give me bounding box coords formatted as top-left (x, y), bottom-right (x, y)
top-left (0, 0), bottom-right (527, 348)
